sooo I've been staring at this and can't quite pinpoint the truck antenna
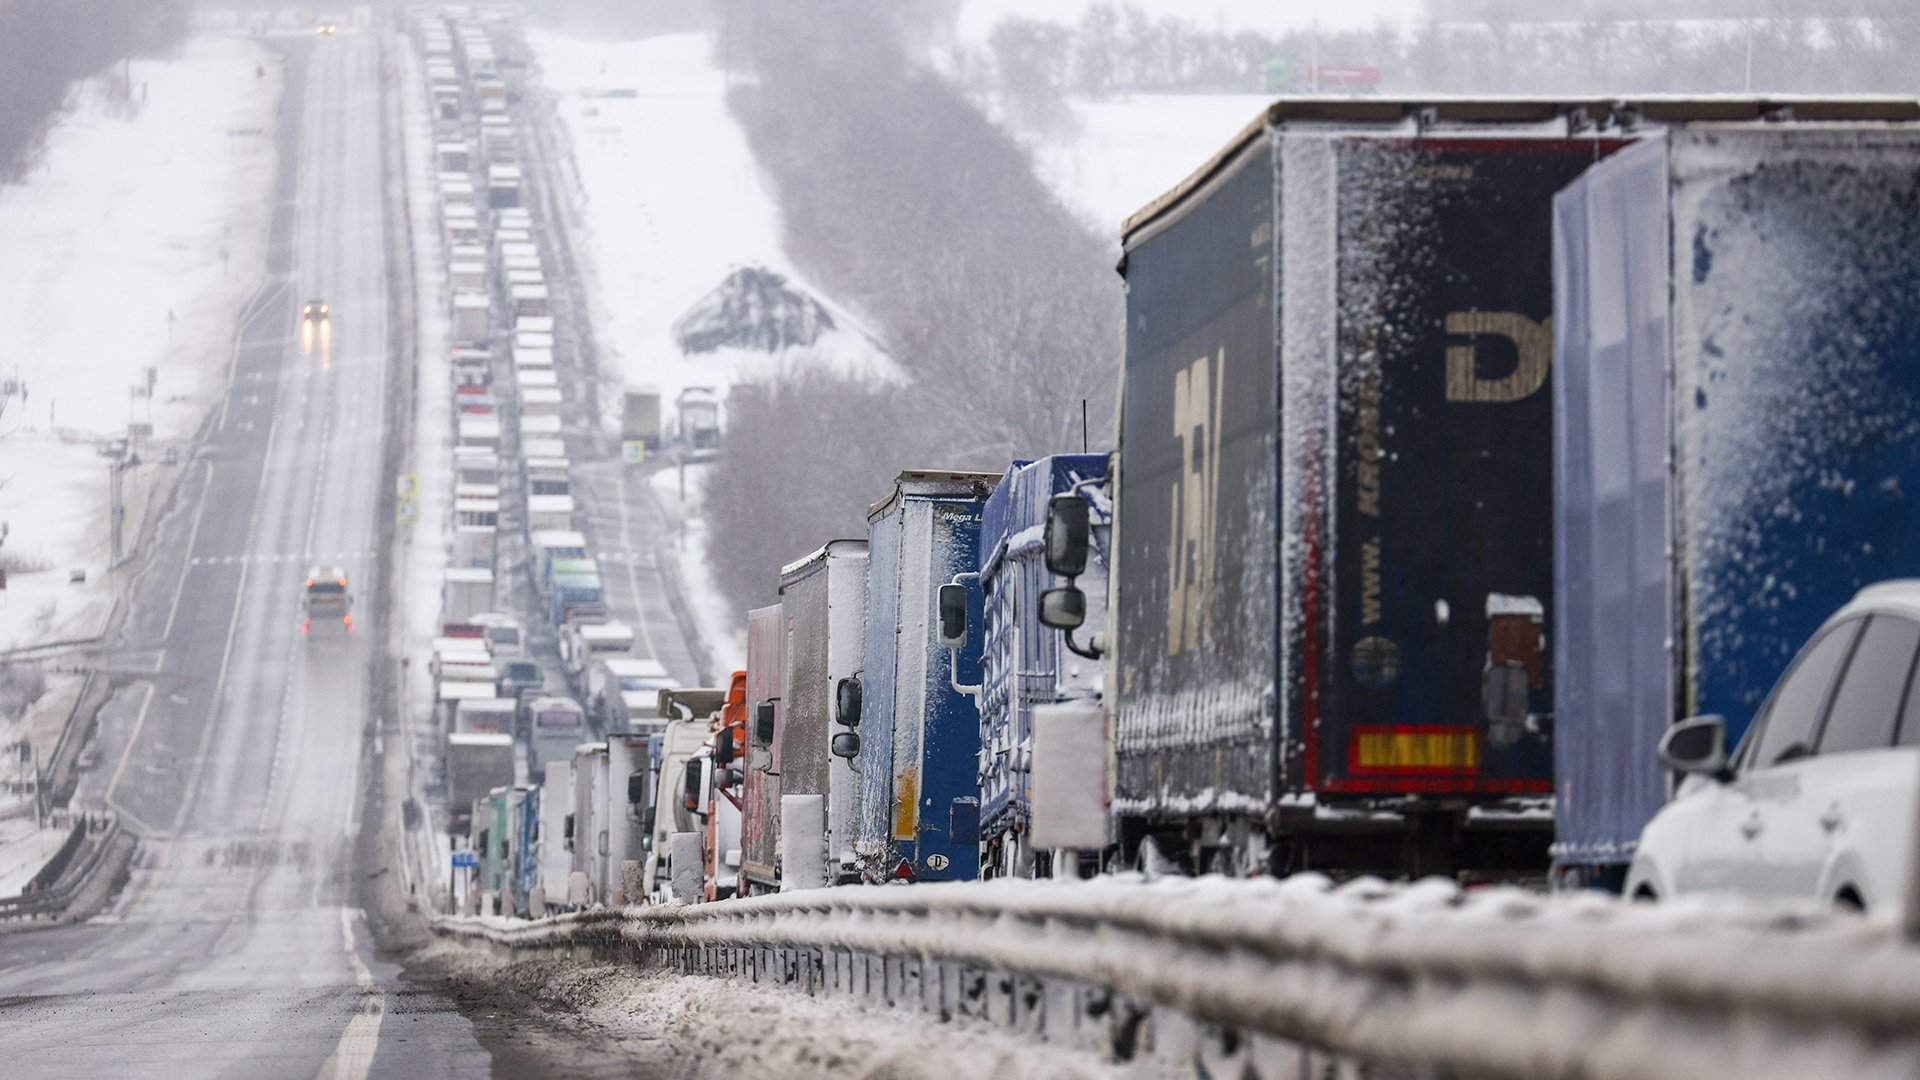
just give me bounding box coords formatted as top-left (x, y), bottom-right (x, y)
top-left (1081, 399), bottom-right (1089, 453)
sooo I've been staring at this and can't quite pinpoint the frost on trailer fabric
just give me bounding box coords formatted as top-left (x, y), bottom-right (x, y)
top-left (1552, 125), bottom-right (1920, 879)
top-left (1674, 128), bottom-right (1920, 743)
top-left (1299, 132), bottom-right (1597, 797)
top-left (1114, 133), bottom-right (1279, 819)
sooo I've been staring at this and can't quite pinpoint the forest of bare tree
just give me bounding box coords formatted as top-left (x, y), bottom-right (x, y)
top-left (702, 0), bottom-right (1117, 613)
top-left (0, 0), bottom-right (187, 182)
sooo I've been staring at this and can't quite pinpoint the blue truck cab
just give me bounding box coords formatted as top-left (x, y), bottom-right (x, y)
top-left (974, 454), bottom-right (1110, 878)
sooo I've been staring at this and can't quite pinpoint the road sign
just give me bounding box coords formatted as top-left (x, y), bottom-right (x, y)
top-left (621, 440), bottom-right (646, 465)
top-left (451, 850), bottom-right (477, 869)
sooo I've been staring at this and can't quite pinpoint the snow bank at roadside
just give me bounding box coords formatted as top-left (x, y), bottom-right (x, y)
top-left (526, 29), bottom-right (895, 420)
top-left (649, 463), bottom-right (744, 674)
top-left (415, 948), bottom-right (1118, 1080)
top-left (0, 36), bottom-right (281, 650)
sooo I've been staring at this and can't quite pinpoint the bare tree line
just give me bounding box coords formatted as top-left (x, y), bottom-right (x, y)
top-left (701, 0), bottom-right (1119, 613)
top-left (971, 1), bottom-right (1920, 109)
top-left (0, 0), bottom-right (187, 183)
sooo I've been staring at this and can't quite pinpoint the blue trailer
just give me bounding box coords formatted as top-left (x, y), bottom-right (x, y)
top-left (975, 454), bottom-right (1110, 878)
top-left (855, 469), bottom-right (997, 882)
top-left (1551, 120), bottom-right (1920, 888)
top-left (512, 784), bottom-right (540, 917)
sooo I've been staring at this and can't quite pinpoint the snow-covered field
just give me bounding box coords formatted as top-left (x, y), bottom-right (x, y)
top-left (0, 36), bottom-right (282, 651)
top-left (1030, 92), bottom-right (1271, 241)
top-left (526, 30), bottom-right (892, 422)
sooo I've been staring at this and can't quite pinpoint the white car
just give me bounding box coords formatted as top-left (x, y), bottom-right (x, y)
top-left (1626, 582), bottom-right (1920, 912)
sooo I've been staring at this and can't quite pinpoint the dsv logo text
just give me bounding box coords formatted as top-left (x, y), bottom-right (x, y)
top-left (1167, 349), bottom-right (1224, 656)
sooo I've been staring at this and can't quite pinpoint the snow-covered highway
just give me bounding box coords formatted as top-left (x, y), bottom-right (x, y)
top-left (0, 32), bottom-right (491, 1076)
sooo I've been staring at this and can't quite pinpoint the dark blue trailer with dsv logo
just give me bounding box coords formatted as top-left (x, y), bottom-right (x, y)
top-left (1106, 101), bottom-right (1631, 876)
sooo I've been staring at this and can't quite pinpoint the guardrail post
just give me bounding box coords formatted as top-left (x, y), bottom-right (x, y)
top-left (1906, 750), bottom-right (1920, 944)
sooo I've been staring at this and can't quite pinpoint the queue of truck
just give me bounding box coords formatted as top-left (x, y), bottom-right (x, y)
top-left (417, 10), bottom-right (715, 914)
top-left (426, 74), bottom-right (1920, 914)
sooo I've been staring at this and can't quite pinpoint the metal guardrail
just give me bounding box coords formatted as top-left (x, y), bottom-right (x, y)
top-left (0, 814), bottom-right (124, 923)
top-left (433, 875), bottom-right (1920, 1080)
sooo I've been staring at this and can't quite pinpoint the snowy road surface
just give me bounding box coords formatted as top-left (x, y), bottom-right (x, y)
top-left (0, 37), bottom-right (490, 1077)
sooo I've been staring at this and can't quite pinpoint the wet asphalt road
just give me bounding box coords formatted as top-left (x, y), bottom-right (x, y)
top-left (0, 34), bottom-right (493, 1079)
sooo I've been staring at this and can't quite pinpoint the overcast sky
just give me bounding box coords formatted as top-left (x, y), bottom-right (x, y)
top-left (954, 0), bottom-right (1424, 39)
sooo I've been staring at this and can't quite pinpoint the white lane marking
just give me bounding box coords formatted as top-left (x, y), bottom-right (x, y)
top-left (103, 682), bottom-right (157, 806)
top-left (162, 460), bottom-right (218, 641)
top-left (314, 907), bottom-right (385, 1080)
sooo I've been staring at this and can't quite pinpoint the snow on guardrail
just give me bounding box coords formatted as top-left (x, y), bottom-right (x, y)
top-left (432, 873), bottom-right (1920, 1079)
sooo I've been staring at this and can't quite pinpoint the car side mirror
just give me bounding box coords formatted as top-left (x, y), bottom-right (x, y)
top-left (1659, 714), bottom-right (1729, 779)
top-left (831, 731), bottom-right (860, 760)
top-left (1039, 587), bottom-right (1086, 631)
top-left (754, 701), bottom-right (776, 745)
top-left (1044, 493), bottom-right (1091, 578)
top-left (937, 582), bottom-right (968, 648)
top-left (835, 676), bottom-right (862, 728)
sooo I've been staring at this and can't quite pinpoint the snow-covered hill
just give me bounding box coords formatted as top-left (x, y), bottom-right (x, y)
top-left (528, 30), bottom-right (894, 423)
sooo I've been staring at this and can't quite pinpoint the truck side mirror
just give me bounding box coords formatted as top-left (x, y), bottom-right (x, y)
top-left (714, 726), bottom-right (737, 766)
top-left (937, 582), bottom-right (968, 648)
top-left (1044, 493), bottom-right (1090, 578)
top-left (682, 759), bottom-right (705, 815)
top-left (1659, 714), bottom-right (1730, 779)
top-left (835, 677), bottom-right (862, 727)
top-left (1482, 661), bottom-right (1529, 748)
top-left (626, 771), bottom-right (646, 806)
top-left (754, 701), bottom-right (776, 745)
top-left (564, 812), bottom-right (574, 849)
top-left (1039, 587), bottom-right (1086, 631)
top-left (831, 731), bottom-right (861, 760)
